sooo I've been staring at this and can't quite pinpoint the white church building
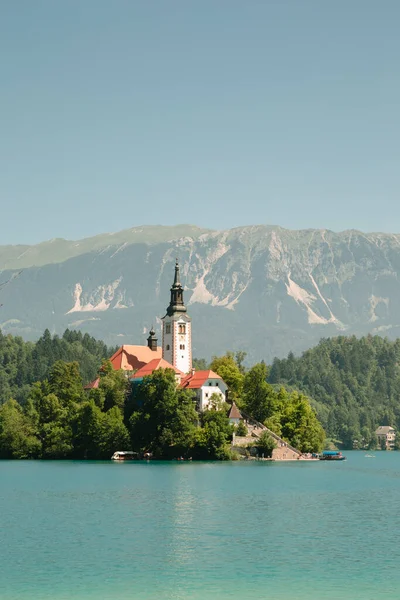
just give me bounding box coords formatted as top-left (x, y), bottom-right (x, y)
top-left (87, 259), bottom-right (228, 410)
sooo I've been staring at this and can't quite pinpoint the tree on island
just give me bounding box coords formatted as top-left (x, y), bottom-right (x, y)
top-left (254, 431), bottom-right (277, 458)
top-left (242, 362), bottom-right (277, 423)
top-left (193, 409), bottom-right (234, 460)
top-left (210, 352), bottom-right (245, 403)
top-left (129, 368), bottom-right (199, 459)
top-left (0, 399), bottom-right (41, 459)
top-left (235, 420), bottom-right (247, 437)
top-left (209, 352), bottom-right (325, 453)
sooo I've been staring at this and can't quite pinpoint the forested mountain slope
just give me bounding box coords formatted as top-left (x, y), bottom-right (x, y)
top-left (268, 335), bottom-right (400, 446)
top-left (0, 329), bottom-right (115, 405)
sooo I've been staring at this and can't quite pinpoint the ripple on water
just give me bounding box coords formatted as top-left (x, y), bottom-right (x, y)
top-left (1, 454), bottom-right (400, 600)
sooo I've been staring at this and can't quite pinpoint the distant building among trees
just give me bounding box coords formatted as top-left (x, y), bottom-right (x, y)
top-left (375, 426), bottom-right (396, 450)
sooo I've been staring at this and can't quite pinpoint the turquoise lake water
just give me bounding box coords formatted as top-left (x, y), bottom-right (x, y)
top-left (1, 453), bottom-right (400, 599)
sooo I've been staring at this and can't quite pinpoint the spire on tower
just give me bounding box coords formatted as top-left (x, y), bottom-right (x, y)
top-left (166, 258), bottom-right (186, 316)
top-left (173, 258), bottom-right (181, 286)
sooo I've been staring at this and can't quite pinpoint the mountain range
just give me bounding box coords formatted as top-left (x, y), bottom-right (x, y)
top-left (1, 224), bottom-right (400, 363)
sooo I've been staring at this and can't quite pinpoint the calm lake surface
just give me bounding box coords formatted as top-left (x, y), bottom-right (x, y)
top-left (1, 452), bottom-right (400, 600)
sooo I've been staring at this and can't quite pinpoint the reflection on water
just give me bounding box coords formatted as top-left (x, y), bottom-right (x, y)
top-left (1, 455), bottom-right (400, 599)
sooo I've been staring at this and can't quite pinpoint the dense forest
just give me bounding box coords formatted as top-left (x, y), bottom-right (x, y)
top-left (268, 335), bottom-right (400, 448)
top-left (0, 328), bottom-right (115, 405)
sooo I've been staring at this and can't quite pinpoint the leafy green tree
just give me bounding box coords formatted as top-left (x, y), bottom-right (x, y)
top-left (129, 369), bottom-right (198, 458)
top-left (29, 389), bottom-right (73, 458)
top-left (235, 420), bottom-right (248, 437)
top-left (99, 407), bottom-right (131, 458)
top-left (279, 391), bottom-right (325, 453)
top-left (73, 400), bottom-right (104, 459)
top-left (210, 352), bottom-right (244, 403)
top-left (234, 351), bottom-right (247, 374)
top-left (0, 399), bottom-right (41, 458)
top-left (96, 360), bottom-right (129, 413)
top-left (194, 410), bottom-right (234, 460)
top-left (48, 361), bottom-right (83, 406)
top-left (73, 401), bottom-right (130, 459)
top-left (192, 358), bottom-right (208, 371)
top-left (243, 362), bottom-right (276, 422)
top-left (40, 421), bottom-right (73, 459)
top-left (254, 431), bottom-right (277, 458)
top-left (208, 392), bottom-right (228, 412)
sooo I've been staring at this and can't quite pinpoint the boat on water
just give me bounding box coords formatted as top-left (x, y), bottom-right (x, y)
top-left (319, 450), bottom-right (346, 461)
top-left (365, 453), bottom-right (375, 458)
top-left (111, 451), bottom-right (137, 461)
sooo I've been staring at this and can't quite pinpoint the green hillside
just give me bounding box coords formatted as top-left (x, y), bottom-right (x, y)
top-left (268, 335), bottom-right (400, 448)
top-left (0, 328), bottom-right (116, 405)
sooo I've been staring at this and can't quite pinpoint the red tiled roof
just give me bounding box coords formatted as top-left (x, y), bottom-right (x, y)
top-left (109, 345), bottom-right (162, 372)
top-left (228, 403), bottom-right (242, 420)
top-left (180, 369), bottom-right (222, 389)
top-left (84, 377), bottom-right (100, 390)
top-left (131, 358), bottom-right (184, 379)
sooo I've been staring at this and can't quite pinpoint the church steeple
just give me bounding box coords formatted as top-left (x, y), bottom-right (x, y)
top-left (166, 259), bottom-right (187, 316)
top-left (161, 258), bottom-right (192, 374)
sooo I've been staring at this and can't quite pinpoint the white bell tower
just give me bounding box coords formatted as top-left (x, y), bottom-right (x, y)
top-left (161, 259), bottom-right (192, 374)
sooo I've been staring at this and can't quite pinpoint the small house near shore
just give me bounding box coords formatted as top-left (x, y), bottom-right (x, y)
top-left (228, 403), bottom-right (243, 425)
top-left (375, 426), bottom-right (396, 449)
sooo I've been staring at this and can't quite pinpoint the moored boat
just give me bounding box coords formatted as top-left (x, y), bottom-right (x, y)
top-left (319, 450), bottom-right (346, 461)
top-left (111, 451), bottom-right (137, 461)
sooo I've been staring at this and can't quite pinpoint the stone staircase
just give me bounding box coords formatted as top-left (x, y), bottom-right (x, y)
top-left (232, 412), bottom-right (302, 460)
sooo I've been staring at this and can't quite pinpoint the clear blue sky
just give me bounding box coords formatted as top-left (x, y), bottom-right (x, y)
top-left (1, 0), bottom-right (400, 244)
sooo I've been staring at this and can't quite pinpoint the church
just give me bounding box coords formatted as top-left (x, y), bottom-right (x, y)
top-left (88, 260), bottom-right (228, 411)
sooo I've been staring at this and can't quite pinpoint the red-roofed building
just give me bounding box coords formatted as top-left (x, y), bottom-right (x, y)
top-left (130, 358), bottom-right (184, 383)
top-left (109, 343), bottom-right (162, 373)
top-left (228, 402), bottom-right (243, 425)
top-left (84, 377), bottom-right (100, 390)
top-left (181, 370), bottom-right (228, 411)
top-left (84, 262), bottom-right (230, 412)
top-left (129, 363), bottom-right (229, 412)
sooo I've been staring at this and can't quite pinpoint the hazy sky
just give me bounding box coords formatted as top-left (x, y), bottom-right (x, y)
top-left (1, 1), bottom-right (400, 244)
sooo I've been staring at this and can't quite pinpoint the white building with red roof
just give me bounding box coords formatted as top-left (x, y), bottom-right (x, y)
top-left (181, 369), bottom-right (228, 411)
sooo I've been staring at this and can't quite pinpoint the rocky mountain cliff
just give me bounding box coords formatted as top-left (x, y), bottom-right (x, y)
top-left (1, 224), bottom-right (400, 363)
